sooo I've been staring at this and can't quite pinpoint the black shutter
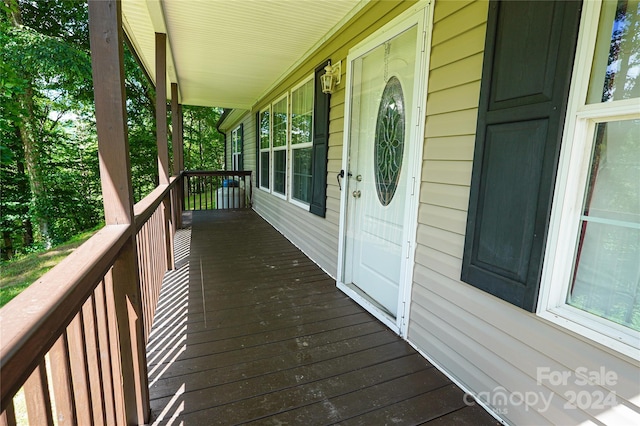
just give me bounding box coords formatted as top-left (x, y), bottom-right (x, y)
top-left (309, 60), bottom-right (331, 217)
top-left (461, 0), bottom-right (582, 311)
top-left (255, 112), bottom-right (260, 186)
top-left (238, 123), bottom-right (244, 170)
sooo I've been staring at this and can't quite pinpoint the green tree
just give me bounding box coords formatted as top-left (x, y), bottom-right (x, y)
top-left (183, 106), bottom-right (224, 170)
top-left (1, 0), bottom-right (92, 247)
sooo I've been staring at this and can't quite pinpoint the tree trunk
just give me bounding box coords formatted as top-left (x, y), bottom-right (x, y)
top-left (7, 0), bottom-right (51, 247)
top-left (2, 231), bottom-right (13, 261)
top-left (16, 156), bottom-right (34, 247)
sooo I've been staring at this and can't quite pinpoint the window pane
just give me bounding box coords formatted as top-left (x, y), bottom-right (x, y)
top-left (273, 150), bottom-right (286, 195)
top-left (568, 119), bottom-right (640, 330)
top-left (233, 153), bottom-right (239, 171)
top-left (273, 98), bottom-right (288, 148)
top-left (292, 80), bottom-right (313, 145)
top-left (260, 151), bottom-right (270, 188)
top-left (260, 110), bottom-right (270, 149)
top-left (292, 147), bottom-right (312, 204)
top-left (587, 0), bottom-right (640, 103)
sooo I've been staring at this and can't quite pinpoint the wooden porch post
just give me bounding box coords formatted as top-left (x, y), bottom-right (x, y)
top-left (171, 83), bottom-right (183, 229)
top-left (156, 32), bottom-right (175, 269)
top-left (87, 0), bottom-right (150, 424)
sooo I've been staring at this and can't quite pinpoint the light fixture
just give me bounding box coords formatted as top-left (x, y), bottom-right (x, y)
top-left (320, 60), bottom-right (341, 94)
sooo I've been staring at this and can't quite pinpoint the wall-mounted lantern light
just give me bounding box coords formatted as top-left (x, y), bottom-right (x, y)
top-left (320, 60), bottom-right (342, 95)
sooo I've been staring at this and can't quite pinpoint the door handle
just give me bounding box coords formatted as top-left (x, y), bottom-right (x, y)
top-left (352, 190), bottom-right (361, 198)
top-left (337, 169), bottom-right (352, 190)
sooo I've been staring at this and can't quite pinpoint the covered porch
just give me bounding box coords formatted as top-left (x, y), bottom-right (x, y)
top-left (147, 210), bottom-right (498, 425)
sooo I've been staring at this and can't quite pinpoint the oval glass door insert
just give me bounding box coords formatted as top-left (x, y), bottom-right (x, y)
top-left (374, 76), bottom-right (406, 206)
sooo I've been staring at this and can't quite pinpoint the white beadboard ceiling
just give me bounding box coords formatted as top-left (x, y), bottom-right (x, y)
top-left (122, 0), bottom-right (365, 110)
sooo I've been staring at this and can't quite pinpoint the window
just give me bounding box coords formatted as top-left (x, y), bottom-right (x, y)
top-left (256, 64), bottom-right (330, 216)
top-left (231, 124), bottom-right (243, 171)
top-left (259, 107), bottom-right (270, 190)
top-left (540, 0), bottom-right (639, 356)
top-left (272, 95), bottom-right (288, 197)
top-left (290, 78), bottom-right (314, 206)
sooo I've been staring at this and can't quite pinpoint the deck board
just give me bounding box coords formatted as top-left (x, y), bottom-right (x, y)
top-left (147, 210), bottom-right (500, 425)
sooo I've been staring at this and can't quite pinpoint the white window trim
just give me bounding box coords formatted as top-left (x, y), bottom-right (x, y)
top-left (259, 106), bottom-right (271, 192)
top-left (231, 125), bottom-right (242, 171)
top-left (271, 93), bottom-right (289, 200)
top-left (289, 75), bottom-right (314, 210)
top-left (538, 0), bottom-right (640, 360)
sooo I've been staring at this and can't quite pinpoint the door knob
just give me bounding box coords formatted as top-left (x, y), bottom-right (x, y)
top-left (352, 190), bottom-right (361, 198)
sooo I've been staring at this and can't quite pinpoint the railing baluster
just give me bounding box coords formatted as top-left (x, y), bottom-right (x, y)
top-left (0, 401), bottom-right (17, 426)
top-left (49, 333), bottom-right (77, 425)
top-left (67, 314), bottom-right (94, 425)
top-left (94, 280), bottom-right (116, 425)
top-left (209, 176), bottom-right (218, 210)
top-left (83, 296), bottom-right (105, 425)
top-left (24, 361), bottom-right (54, 425)
top-left (103, 270), bottom-right (126, 424)
top-left (198, 175), bottom-right (202, 210)
top-left (181, 171), bottom-right (252, 210)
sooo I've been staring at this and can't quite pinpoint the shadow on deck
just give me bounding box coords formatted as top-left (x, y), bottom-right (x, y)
top-left (147, 210), bottom-right (499, 425)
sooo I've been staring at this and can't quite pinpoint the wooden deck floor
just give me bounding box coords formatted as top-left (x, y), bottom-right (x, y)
top-left (147, 210), bottom-right (500, 425)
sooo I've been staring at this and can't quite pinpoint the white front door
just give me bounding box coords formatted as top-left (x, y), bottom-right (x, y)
top-left (339, 7), bottom-right (427, 331)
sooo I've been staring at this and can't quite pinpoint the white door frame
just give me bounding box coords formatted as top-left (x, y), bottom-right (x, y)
top-left (337, 1), bottom-right (432, 337)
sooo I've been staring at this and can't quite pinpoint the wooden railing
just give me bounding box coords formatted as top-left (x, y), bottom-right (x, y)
top-left (183, 170), bottom-right (252, 211)
top-left (0, 175), bottom-right (183, 425)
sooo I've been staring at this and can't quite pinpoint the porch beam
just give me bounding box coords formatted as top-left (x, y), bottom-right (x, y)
top-left (156, 32), bottom-right (174, 269)
top-left (171, 83), bottom-right (183, 229)
top-left (87, 0), bottom-right (150, 423)
top-left (171, 83), bottom-right (183, 175)
top-left (155, 32), bottom-right (170, 185)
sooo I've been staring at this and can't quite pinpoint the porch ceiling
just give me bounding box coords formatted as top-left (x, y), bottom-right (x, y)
top-left (122, 0), bottom-right (364, 110)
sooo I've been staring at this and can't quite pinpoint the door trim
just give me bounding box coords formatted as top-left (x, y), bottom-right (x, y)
top-left (337, 1), bottom-right (433, 337)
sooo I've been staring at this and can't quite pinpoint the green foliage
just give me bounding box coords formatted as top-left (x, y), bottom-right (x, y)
top-left (183, 106), bottom-right (224, 170)
top-left (0, 0), bottom-right (225, 264)
top-left (0, 225), bottom-right (98, 307)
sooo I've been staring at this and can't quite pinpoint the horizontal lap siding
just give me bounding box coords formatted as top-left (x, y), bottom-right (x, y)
top-left (250, 1), bottom-right (416, 278)
top-left (409, 1), bottom-right (639, 425)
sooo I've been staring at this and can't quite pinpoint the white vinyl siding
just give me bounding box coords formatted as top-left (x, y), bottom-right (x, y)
top-left (408, 0), bottom-right (639, 425)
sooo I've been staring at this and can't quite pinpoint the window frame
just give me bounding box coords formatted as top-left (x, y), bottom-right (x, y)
top-left (271, 93), bottom-right (289, 200)
top-left (259, 106), bottom-right (271, 192)
top-left (289, 75), bottom-right (315, 209)
top-left (538, 0), bottom-right (640, 359)
top-left (231, 125), bottom-right (242, 171)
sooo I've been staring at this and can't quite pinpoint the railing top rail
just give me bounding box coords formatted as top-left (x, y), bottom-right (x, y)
top-left (0, 224), bottom-right (130, 409)
top-left (183, 170), bottom-right (252, 177)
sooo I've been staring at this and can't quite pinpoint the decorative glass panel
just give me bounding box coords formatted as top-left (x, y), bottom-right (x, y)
top-left (374, 76), bottom-right (406, 206)
top-left (568, 119), bottom-right (640, 331)
top-left (587, 0), bottom-right (640, 103)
